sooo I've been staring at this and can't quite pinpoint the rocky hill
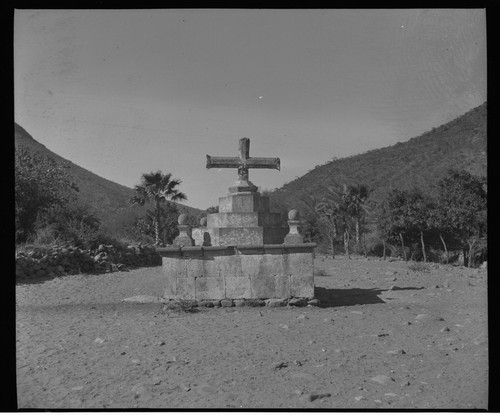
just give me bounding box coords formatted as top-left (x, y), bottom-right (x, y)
top-left (272, 102), bottom-right (487, 211)
top-left (14, 124), bottom-right (203, 233)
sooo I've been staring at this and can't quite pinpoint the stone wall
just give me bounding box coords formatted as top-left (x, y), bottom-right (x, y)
top-left (16, 244), bottom-right (161, 281)
top-left (158, 243), bottom-right (316, 300)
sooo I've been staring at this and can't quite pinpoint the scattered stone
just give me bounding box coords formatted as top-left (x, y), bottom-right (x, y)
top-left (280, 324), bottom-right (289, 330)
top-left (71, 386), bottom-right (84, 391)
top-left (377, 333), bottom-right (389, 337)
top-left (385, 271), bottom-right (396, 276)
top-left (400, 381), bottom-right (411, 386)
top-left (131, 359), bottom-right (141, 365)
top-left (297, 313), bottom-right (308, 320)
top-left (120, 351), bottom-right (127, 355)
top-left (265, 299), bottom-right (288, 307)
top-left (354, 396), bottom-right (365, 402)
top-left (158, 341), bottom-right (166, 346)
top-left (288, 298), bottom-right (307, 307)
top-left (307, 392), bottom-right (331, 402)
top-left (370, 375), bottom-right (395, 385)
top-left (308, 340), bottom-right (316, 345)
top-left (403, 321), bottom-right (412, 325)
top-left (293, 360), bottom-right (302, 366)
top-left (386, 349), bottom-right (406, 355)
top-left (273, 361), bottom-right (288, 370)
top-left (221, 299), bottom-right (234, 307)
top-left (307, 298), bottom-right (321, 307)
top-left (440, 327), bottom-right (451, 332)
top-left (94, 338), bottom-right (105, 344)
top-left (415, 314), bottom-right (430, 320)
top-left (323, 318), bottom-right (335, 323)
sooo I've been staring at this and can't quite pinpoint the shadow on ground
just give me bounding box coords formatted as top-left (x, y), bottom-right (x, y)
top-left (314, 286), bottom-right (425, 308)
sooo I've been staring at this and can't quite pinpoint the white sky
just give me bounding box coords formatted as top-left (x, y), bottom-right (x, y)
top-left (14, 9), bottom-right (486, 209)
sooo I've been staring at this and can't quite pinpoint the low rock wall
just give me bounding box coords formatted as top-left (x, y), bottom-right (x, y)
top-left (16, 244), bottom-right (161, 281)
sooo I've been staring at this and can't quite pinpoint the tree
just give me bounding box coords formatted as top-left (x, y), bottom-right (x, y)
top-left (130, 171), bottom-right (187, 246)
top-left (134, 202), bottom-right (180, 245)
top-left (15, 146), bottom-right (78, 243)
top-left (379, 189), bottom-right (416, 261)
top-left (433, 169), bottom-right (487, 267)
top-left (341, 183), bottom-right (375, 256)
top-left (301, 186), bottom-right (344, 259)
top-left (402, 188), bottom-right (433, 262)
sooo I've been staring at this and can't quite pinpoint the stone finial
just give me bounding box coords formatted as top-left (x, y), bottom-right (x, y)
top-left (284, 209), bottom-right (303, 244)
top-left (200, 217), bottom-right (207, 227)
top-left (173, 214), bottom-right (194, 247)
top-left (288, 209), bottom-right (300, 221)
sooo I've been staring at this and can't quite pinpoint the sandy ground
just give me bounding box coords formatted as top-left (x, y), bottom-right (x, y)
top-left (16, 255), bottom-right (488, 409)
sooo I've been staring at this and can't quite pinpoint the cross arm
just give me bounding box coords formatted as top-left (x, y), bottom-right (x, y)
top-left (206, 155), bottom-right (240, 169)
top-left (245, 157), bottom-right (280, 170)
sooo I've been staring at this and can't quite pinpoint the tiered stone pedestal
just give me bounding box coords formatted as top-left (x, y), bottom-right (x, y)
top-left (206, 191), bottom-right (287, 245)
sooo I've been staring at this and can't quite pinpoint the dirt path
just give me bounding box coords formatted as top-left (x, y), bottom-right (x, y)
top-left (16, 255), bottom-right (488, 409)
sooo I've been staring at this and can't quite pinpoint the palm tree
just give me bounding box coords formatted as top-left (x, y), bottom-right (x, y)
top-left (131, 171), bottom-right (187, 246)
top-left (301, 185), bottom-right (344, 259)
top-left (341, 183), bottom-right (375, 255)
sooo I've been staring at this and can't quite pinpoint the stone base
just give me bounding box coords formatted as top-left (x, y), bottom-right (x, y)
top-left (157, 243), bottom-right (316, 300)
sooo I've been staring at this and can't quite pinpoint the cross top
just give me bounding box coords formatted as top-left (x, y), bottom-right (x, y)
top-left (206, 138), bottom-right (280, 193)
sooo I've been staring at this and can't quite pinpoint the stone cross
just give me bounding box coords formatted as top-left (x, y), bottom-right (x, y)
top-left (206, 138), bottom-right (280, 192)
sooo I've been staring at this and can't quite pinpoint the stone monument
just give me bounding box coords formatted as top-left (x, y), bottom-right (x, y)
top-left (157, 138), bottom-right (316, 303)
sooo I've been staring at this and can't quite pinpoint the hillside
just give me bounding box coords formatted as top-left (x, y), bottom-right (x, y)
top-left (272, 102), bottom-right (487, 211)
top-left (14, 124), bottom-right (203, 232)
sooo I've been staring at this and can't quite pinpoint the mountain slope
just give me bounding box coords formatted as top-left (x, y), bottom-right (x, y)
top-left (14, 124), bottom-right (203, 231)
top-left (272, 102), bottom-right (487, 210)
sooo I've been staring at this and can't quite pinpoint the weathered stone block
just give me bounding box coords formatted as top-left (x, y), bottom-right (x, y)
top-left (225, 276), bottom-right (252, 299)
top-left (288, 298), bottom-right (308, 307)
top-left (162, 257), bottom-right (185, 279)
top-left (260, 254), bottom-right (283, 276)
top-left (221, 299), bottom-right (234, 307)
top-left (217, 255), bottom-right (241, 278)
top-left (285, 252), bottom-right (314, 277)
top-left (274, 274), bottom-right (291, 298)
top-left (185, 258), bottom-right (204, 279)
top-left (176, 277), bottom-right (196, 300)
top-left (243, 299), bottom-right (265, 307)
top-left (213, 227), bottom-right (264, 246)
top-left (265, 298), bottom-right (288, 307)
top-left (251, 273), bottom-right (277, 299)
top-left (202, 258), bottom-right (219, 278)
top-left (164, 273), bottom-right (177, 299)
top-left (240, 255), bottom-right (263, 277)
top-left (290, 275), bottom-right (314, 298)
top-left (218, 192), bottom-right (270, 213)
top-left (195, 276), bottom-right (225, 300)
